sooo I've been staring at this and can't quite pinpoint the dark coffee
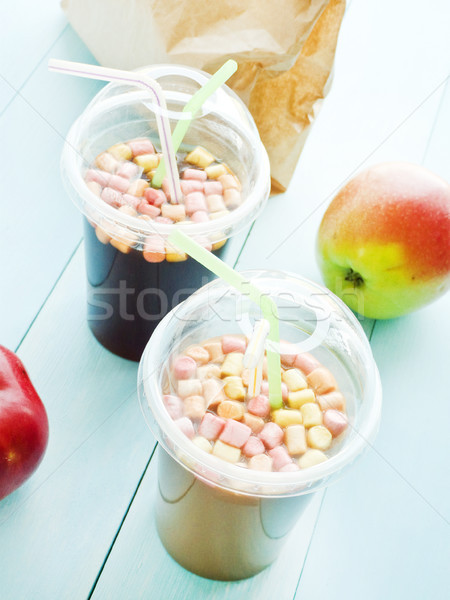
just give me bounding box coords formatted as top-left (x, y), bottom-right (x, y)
top-left (83, 219), bottom-right (226, 361)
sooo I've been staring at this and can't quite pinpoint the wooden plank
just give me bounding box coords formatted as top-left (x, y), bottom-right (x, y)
top-left (0, 245), bottom-right (155, 600)
top-left (0, 27), bottom-right (104, 351)
top-left (90, 455), bottom-right (324, 600)
top-left (294, 291), bottom-right (450, 600)
top-left (0, 1), bottom-right (67, 92)
top-left (292, 2), bottom-right (450, 595)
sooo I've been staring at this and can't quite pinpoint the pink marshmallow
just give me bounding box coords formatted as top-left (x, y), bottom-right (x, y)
top-left (242, 436), bottom-right (265, 457)
top-left (199, 413), bottom-right (226, 441)
top-left (219, 419), bottom-right (252, 448)
top-left (138, 202), bottom-right (161, 218)
top-left (184, 192), bottom-right (207, 216)
top-left (175, 417), bottom-right (195, 439)
top-left (144, 187), bottom-right (167, 207)
top-left (116, 161), bottom-right (141, 180)
top-left (128, 138), bottom-right (155, 156)
top-left (294, 352), bottom-right (321, 375)
top-left (323, 409), bottom-right (348, 437)
top-left (279, 462), bottom-right (300, 472)
top-left (121, 194), bottom-right (141, 210)
top-left (85, 169), bottom-right (110, 187)
top-left (163, 394), bottom-right (184, 420)
top-left (259, 422), bottom-right (284, 449)
top-left (203, 181), bottom-right (223, 196)
top-left (101, 187), bottom-right (123, 207)
top-left (155, 216), bottom-right (173, 224)
top-left (182, 168), bottom-right (207, 182)
top-left (221, 335), bottom-right (246, 354)
top-left (109, 174), bottom-right (131, 193)
top-left (173, 356), bottom-right (197, 380)
top-left (269, 446), bottom-right (293, 471)
top-left (190, 211), bottom-right (209, 223)
top-left (247, 395), bottom-right (270, 418)
top-left (180, 179), bottom-right (204, 195)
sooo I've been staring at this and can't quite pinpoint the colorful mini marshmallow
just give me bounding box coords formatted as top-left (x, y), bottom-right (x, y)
top-left (163, 334), bottom-right (349, 472)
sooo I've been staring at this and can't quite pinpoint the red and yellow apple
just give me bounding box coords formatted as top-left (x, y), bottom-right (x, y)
top-left (317, 162), bottom-right (450, 319)
top-left (0, 346), bottom-right (49, 500)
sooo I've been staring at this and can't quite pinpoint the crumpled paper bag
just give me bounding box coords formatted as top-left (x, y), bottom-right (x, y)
top-left (62, 0), bottom-right (346, 193)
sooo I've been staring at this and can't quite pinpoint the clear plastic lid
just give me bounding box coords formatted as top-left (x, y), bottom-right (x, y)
top-left (138, 270), bottom-right (382, 498)
top-left (61, 64), bottom-right (271, 247)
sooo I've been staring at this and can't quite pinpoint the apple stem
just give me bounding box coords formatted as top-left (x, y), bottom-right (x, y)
top-left (345, 269), bottom-right (364, 287)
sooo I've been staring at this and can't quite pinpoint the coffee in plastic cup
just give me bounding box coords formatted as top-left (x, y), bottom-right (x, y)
top-left (138, 270), bottom-right (382, 580)
top-left (61, 65), bottom-right (270, 360)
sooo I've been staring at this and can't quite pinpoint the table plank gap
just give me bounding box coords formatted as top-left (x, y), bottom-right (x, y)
top-left (87, 443), bottom-right (159, 600)
top-left (14, 237), bottom-right (82, 353)
top-left (292, 489), bottom-right (328, 599)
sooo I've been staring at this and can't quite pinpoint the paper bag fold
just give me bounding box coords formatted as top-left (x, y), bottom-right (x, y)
top-left (62, 0), bottom-right (346, 192)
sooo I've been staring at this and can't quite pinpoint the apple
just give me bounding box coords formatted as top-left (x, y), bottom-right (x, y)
top-left (0, 346), bottom-right (49, 500)
top-left (317, 162), bottom-right (450, 319)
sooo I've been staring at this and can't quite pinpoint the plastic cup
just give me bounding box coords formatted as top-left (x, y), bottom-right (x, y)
top-left (61, 64), bottom-right (270, 361)
top-left (138, 270), bottom-right (382, 580)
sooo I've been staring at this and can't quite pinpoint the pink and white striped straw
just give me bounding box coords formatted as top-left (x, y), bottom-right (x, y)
top-left (48, 59), bottom-right (182, 204)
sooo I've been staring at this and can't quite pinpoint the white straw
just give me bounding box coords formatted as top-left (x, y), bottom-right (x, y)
top-left (247, 356), bottom-right (264, 398)
top-left (244, 319), bottom-right (270, 397)
top-left (48, 59), bottom-right (182, 204)
top-left (244, 319), bottom-right (270, 369)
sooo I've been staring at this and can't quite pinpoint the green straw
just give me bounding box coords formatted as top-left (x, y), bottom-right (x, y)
top-left (152, 59), bottom-right (238, 189)
top-left (168, 229), bottom-right (283, 409)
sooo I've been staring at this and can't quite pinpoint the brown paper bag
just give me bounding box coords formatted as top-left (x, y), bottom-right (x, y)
top-left (62, 0), bottom-right (346, 193)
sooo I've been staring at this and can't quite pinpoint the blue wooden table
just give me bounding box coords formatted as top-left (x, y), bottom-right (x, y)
top-left (1, 1), bottom-right (449, 598)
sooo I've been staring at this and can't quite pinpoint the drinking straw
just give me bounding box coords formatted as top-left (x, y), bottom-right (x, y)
top-left (48, 59), bottom-right (182, 204)
top-left (244, 319), bottom-right (270, 397)
top-left (151, 59), bottom-right (238, 189)
top-left (169, 229), bottom-right (283, 409)
top-left (247, 358), bottom-right (264, 399)
top-left (244, 319), bottom-right (270, 369)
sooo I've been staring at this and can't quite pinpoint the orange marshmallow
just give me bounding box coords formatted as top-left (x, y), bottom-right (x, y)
top-left (242, 413), bottom-right (265, 434)
top-left (217, 400), bottom-right (245, 421)
top-left (203, 342), bottom-right (223, 363)
top-left (248, 453), bottom-right (273, 471)
top-left (185, 345), bottom-right (210, 365)
top-left (306, 368), bottom-right (337, 395)
top-left (317, 391), bottom-right (346, 411)
top-left (183, 395), bottom-right (207, 420)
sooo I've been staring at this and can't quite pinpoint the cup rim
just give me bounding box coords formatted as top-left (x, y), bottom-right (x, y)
top-left (140, 269), bottom-right (383, 497)
top-left (61, 64), bottom-right (271, 243)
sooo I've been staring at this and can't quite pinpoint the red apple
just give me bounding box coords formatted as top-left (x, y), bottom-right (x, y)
top-left (0, 346), bottom-right (49, 500)
top-left (317, 162), bottom-right (450, 319)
